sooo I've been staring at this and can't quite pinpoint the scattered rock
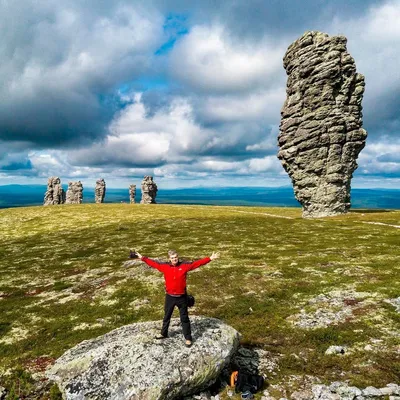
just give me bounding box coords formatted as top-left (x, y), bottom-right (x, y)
top-left (0, 386), bottom-right (6, 400)
top-left (291, 389), bottom-right (314, 400)
top-left (362, 386), bottom-right (382, 397)
top-left (325, 346), bottom-right (347, 355)
top-left (129, 184), bottom-right (136, 203)
top-left (95, 178), bottom-right (106, 203)
top-left (256, 349), bottom-right (280, 375)
top-left (289, 382), bottom-right (400, 400)
top-left (386, 384), bottom-right (400, 395)
top-left (65, 181), bottom-right (83, 204)
top-left (385, 297), bottom-right (400, 313)
top-left (262, 391), bottom-right (277, 400)
top-left (330, 381), bottom-right (362, 398)
top-left (129, 298), bottom-right (150, 310)
top-left (278, 31), bottom-right (367, 218)
top-left (184, 391), bottom-right (212, 400)
top-left (140, 175), bottom-right (158, 204)
top-left (288, 289), bottom-right (376, 329)
top-left (293, 307), bottom-right (353, 329)
top-left (46, 316), bottom-right (240, 399)
top-left (43, 177), bottom-right (65, 205)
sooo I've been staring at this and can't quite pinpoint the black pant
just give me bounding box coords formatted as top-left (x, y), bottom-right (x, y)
top-left (161, 294), bottom-right (192, 340)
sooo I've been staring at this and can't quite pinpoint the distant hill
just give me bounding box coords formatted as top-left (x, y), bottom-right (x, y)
top-left (0, 184), bottom-right (399, 209)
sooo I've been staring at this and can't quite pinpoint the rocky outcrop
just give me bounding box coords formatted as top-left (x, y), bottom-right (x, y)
top-left (289, 382), bottom-right (400, 400)
top-left (288, 289), bottom-right (379, 329)
top-left (95, 179), bottom-right (106, 203)
top-left (65, 181), bottom-right (83, 204)
top-left (386, 297), bottom-right (400, 313)
top-left (46, 316), bottom-right (240, 400)
top-left (129, 184), bottom-right (136, 204)
top-left (278, 31), bottom-right (367, 218)
top-left (140, 176), bottom-right (158, 204)
top-left (43, 177), bottom-right (65, 205)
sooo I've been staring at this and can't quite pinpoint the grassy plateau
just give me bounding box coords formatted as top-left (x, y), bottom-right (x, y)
top-left (0, 204), bottom-right (399, 399)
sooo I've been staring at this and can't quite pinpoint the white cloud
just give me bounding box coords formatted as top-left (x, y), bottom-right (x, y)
top-left (69, 92), bottom-right (278, 169)
top-left (357, 139), bottom-right (400, 176)
top-left (197, 88), bottom-right (284, 124)
top-left (169, 25), bottom-right (286, 93)
top-left (248, 156), bottom-right (281, 173)
top-left (330, 0), bottom-right (400, 101)
top-left (2, 3), bottom-right (163, 97)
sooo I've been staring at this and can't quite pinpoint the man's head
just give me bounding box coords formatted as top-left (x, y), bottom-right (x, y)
top-left (168, 250), bottom-right (179, 265)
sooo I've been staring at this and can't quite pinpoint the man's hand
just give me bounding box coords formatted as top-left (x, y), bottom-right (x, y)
top-left (210, 251), bottom-right (220, 260)
top-left (129, 250), bottom-right (143, 259)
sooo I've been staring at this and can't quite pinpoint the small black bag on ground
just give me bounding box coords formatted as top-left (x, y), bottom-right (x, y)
top-left (186, 294), bottom-right (195, 307)
top-left (235, 371), bottom-right (264, 394)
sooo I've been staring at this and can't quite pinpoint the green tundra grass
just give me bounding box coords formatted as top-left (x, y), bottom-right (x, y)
top-left (0, 204), bottom-right (399, 399)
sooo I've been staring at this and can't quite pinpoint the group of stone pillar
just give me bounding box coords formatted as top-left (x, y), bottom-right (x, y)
top-left (128, 176), bottom-right (158, 204)
top-left (43, 177), bottom-right (84, 205)
top-left (43, 176), bottom-right (158, 205)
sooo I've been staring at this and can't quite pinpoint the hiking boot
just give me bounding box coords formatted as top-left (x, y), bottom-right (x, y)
top-left (241, 391), bottom-right (254, 399)
top-left (155, 335), bottom-right (168, 340)
top-left (185, 340), bottom-right (192, 347)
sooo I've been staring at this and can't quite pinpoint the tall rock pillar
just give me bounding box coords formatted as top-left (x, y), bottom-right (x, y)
top-left (140, 176), bottom-right (157, 204)
top-left (95, 179), bottom-right (106, 203)
top-left (66, 181), bottom-right (83, 204)
top-left (129, 185), bottom-right (136, 204)
top-left (43, 177), bottom-right (65, 205)
top-left (278, 31), bottom-right (367, 218)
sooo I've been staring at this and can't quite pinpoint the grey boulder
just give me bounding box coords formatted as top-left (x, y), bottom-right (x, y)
top-left (46, 316), bottom-right (240, 399)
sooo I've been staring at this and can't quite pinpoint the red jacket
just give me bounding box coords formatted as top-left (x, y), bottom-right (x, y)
top-left (141, 257), bottom-right (211, 295)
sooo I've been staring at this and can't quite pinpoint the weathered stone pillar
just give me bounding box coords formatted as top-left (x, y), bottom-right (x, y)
top-left (129, 185), bottom-right (136, 204)
top-left (140, 176), bottom-right (157, 204)
top-left (278, 31), bottom-right (367, 218)
top-left (65, 181), bottom-right (83, 204)
top-left (95, 179), bottom-right (106, 203)
top-left (44, 177), bottom-right (65, 205)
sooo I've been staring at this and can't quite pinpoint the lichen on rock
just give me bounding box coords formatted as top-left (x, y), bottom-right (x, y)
top-left (278, 31), bottom-right (367, 218)
top-left (46, 316), bottom-right (240, 399)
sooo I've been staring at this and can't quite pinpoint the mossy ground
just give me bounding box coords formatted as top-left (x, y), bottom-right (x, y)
top-left (0, 204), bottom-right (399, 398)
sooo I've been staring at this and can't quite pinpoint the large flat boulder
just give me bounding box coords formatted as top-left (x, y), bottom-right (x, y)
top-left (46, 316), bottom-right (240, 399)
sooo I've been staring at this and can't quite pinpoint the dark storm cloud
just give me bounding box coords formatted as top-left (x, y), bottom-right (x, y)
top-left (363, 90), bottom-right (400, 141)
top-left (0, 0), bottom-right (164, 149)
top-left (0, 91), bottom-right (111, 148)
top-left (0, 160), bottom-right (33, 171)
top-left (152, 0), bottom-right (382, 39)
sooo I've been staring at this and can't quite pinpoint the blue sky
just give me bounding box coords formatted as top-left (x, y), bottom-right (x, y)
top-left (0, 0), bottom-right (399, 188)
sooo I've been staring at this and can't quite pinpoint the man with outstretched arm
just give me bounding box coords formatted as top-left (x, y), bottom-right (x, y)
top-left (133, 249), bottom-right (220, 347)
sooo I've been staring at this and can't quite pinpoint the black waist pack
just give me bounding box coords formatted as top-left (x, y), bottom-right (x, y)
top-left (187, 294), bottom-right (195, 307)
top-left (235, 371), bottom-right (264, 394)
